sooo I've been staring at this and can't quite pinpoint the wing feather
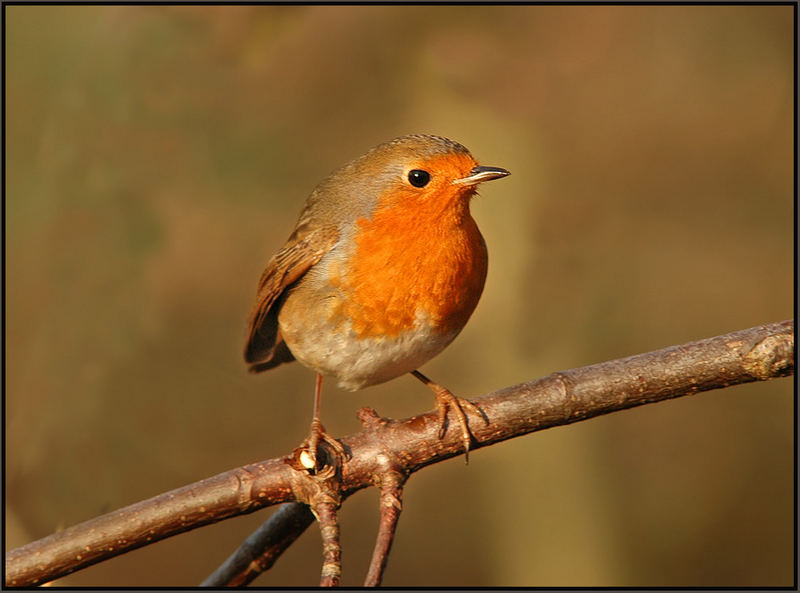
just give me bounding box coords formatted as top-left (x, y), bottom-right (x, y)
top-left (244, 225), bottom-right (338, 371)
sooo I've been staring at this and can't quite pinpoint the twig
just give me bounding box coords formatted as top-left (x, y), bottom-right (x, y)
top-left (364, 467), bottom-right (406, 586)
top-left (6, 458), bottom-right (296, 587)
top-left (359, 407), bottom-right (408, 587)
top-left (315, 500), bottom-right (342, 587)
top-left (286, 438), bottom-right (345, 587)
top-left (6, 320), bottom-right (793, 587)
top-left (199, 502), bottom-right (314, 587)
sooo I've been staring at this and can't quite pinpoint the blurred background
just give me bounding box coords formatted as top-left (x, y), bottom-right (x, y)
top-left (5, 5), bottom-right (794, 587)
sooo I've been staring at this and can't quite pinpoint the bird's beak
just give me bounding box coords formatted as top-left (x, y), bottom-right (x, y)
top-left (453, 165), bottom-right (510, 186)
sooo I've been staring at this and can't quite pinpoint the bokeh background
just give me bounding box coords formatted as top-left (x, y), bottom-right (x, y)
top-left (5, 5), bottom-right (794, 587)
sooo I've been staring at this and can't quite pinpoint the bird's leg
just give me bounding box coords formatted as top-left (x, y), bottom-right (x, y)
top-left (301, 373), bottom-right (345, 471)
top-left (411, 370), bottom-right (488, 463)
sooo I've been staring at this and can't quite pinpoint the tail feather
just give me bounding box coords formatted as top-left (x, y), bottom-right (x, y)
top-left (247, 338), bottom-right (296, 373)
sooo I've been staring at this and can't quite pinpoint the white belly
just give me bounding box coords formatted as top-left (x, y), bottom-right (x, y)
top-left (279, 305), bottom-right (459, 391)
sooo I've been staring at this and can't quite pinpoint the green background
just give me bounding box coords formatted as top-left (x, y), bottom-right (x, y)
top-left (5, 5), bottom-right (794, 587)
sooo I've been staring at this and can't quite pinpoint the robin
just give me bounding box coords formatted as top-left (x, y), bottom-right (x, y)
top-left (245, 134), bottom-right (509, 467)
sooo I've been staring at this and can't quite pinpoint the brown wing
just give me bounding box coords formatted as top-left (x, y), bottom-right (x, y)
top-left (244, 224), bottom-right (338, 372)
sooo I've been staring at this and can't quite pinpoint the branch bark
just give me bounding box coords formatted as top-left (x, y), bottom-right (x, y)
top-left (5, 320), bottom-right (794, 587)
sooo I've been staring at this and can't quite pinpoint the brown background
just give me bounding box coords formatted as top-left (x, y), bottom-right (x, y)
top-left (5, 5), bottom-right (794, 587)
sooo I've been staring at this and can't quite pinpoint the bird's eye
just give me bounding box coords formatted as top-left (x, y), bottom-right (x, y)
top-left (407, 169), bottom-right (431, 188)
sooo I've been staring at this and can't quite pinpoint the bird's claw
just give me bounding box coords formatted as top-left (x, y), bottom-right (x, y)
top-left (300, 418), bottom-right (345, 473)
top-left (434, 389), bottom-right (488, 464)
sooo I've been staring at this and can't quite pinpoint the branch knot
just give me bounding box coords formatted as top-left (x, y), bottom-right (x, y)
top-left (742, 331), bottom-right (794, 380)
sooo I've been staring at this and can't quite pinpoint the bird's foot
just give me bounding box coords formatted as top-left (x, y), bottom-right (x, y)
top-left (433, 387), bottom-right (489, 464)
top-left (298, 418), bottom-right (345, 474)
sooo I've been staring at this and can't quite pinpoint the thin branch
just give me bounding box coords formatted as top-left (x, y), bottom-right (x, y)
top-left (6, 457), bottom-right (296, 587)
top-left (199, 502), bottom-right (314, 587)
top-left (360, 407), bottom-right (408, 587)
top-left (290, 444), bottom-right (346, 588)
top-left (6, 320), bottom-right (794, 587)
top-left (364, 471), bottom-right (406, 585)
top-left (315, 501), bottom-right (342, 587)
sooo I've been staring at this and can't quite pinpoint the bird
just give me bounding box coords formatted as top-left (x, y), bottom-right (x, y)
top-left (244, 134), bottom-right (509, 468)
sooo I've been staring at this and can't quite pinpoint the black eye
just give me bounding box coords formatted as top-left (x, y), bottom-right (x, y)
top-left (407, 169), bottom-right (431, 188)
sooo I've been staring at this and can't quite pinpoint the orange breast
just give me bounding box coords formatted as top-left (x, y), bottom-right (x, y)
top-left (329, 185), bottom-right (488, 338)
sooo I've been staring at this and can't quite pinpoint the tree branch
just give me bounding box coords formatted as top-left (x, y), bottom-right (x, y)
top-left (362, 417), bottom-right (407, 588)
top-left (5, 320), bottom-right (793, 587)
top-left (199, 502), bottom-right (314, 587)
